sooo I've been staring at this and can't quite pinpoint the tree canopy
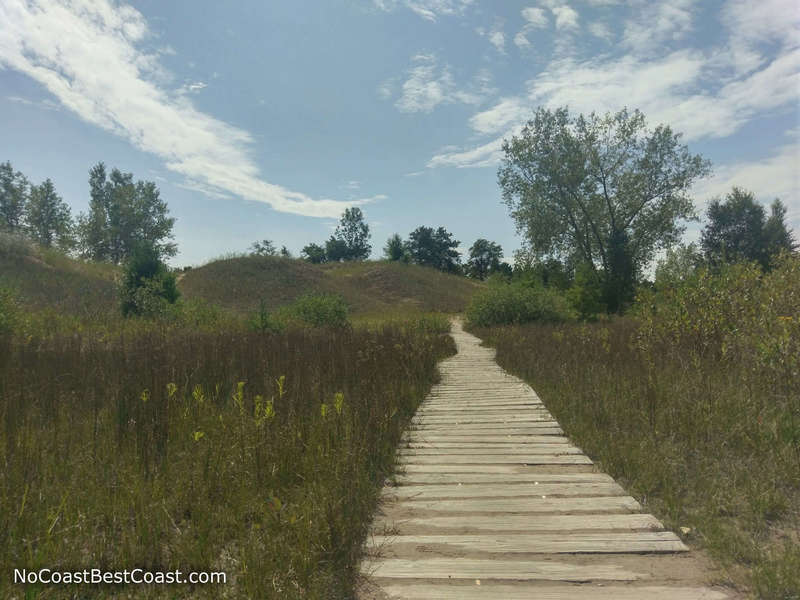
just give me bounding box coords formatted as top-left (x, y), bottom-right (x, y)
top-left (0, 161), bottom-right (28, 233)
top-left (78, 162), bottom-right (176, 263)
top-left (333, 207), bottom-right (371, 261)
top-left (498, 106), bottom-right (711, 312)
top-left (26, 178), bottom-right (74, 250)
top-left (405, 226), bottom-right (461, 273)
top-left (466, 238), bottom-right (504, 280)
top-left (701, 187), bottom-right (797, 270)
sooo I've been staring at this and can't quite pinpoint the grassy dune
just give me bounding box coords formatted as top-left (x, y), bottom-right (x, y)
top-left (179, 255), bottom-right (483, 317)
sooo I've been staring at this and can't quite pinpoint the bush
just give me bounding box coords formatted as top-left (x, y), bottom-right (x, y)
top-left (120, 244), bottom-right (180, 317)
top-left (466, 281), bottom-right (575, 327)
top-left (259, 293), bottom-right (351, 330)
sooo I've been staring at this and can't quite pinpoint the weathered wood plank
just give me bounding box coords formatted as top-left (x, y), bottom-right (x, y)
top-left (398, 447), bottom-right (582, 456)
top-left (414, 426), bottom-right (564, 435)
top-left (395, 472), bottom-right (614, 485)
top-left (384, 482), bottom-right (626, 500)
top-left (369, 583), bottom-right (731, 599)
top-left (399, 464), bottom-right (590, 474)
top-left (390, 496), bottom-right (641, 514)
top-left (399, 454), bottom-right (592, 465)
top-left (368, 532), bottom-right (687, 554)
top-left (405, 437), bottom-right (573, 446)
top-left (374, 513), bottom-right (664, 534)
top-left (360, 558), bottom-right (643, 581)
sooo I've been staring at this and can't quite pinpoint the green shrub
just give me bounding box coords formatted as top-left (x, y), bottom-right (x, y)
top-left (120, 245), bottom-right (180, 317)
top-left (249, 299), bottom-right (285, 333)
top-left (466, 281), bottom-right (575, 327)
top-left (282, 293), bottom-right (350, 328)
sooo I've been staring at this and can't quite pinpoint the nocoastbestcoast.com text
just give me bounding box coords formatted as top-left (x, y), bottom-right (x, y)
top-left (14, 568), bottom-right (226, 585)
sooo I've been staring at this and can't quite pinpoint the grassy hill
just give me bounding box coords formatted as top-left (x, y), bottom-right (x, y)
top-left (0, 233), bottom-right (118, 318)
top-left (1, 235), bottom-right (482, 320)
top-left (179, 255), bottom-right (483, 316)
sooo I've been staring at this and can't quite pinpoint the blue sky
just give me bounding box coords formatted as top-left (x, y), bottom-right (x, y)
top-left (1, 0), bottom-right (798, 267)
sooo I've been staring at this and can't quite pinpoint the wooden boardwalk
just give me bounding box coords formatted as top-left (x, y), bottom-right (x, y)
top-left (358, 321), bottom-right (734, 599)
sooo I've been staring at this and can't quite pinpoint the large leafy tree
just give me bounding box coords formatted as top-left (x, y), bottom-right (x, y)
top-left (701, 187), bottom-right (797, 269)
top-left (333, 207), bottom-right (371, 261)
top-left (0, 161), bottom-right (28, 233)
top-left (405, 226), bottom-right (461, 273)
top-left (26, 178), bottom-right (75, 250)
top-left (498, 106), bottom-right (711, 312)
top-left (466, 238), bottom-right (503, 280)
top-left (78, 163), bottom-right (176, 263)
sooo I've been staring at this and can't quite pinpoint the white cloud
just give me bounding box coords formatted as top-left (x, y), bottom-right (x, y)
top-left (515, 7), bottom-right (548, 50)
top-left (587, 22), bottom-right (613, 42)
top-left (551, 5), bottom-right (579, 30)
top-left (521, 7), bottom-right (548, 27)
top-left (428, 45), bottom-right (800, 168)
top-left (394, 54), bottom-right (492, 113)
top-left (374, 0), bottom-right (474, 22)
top-left (0, 0), bottom-right (368, 218)
top-left (621, 0), bottom-right (694, 55)
top-left (488, 29), bottom-right (505, 53)
top-left (177, 81), bottom-right (207, 94)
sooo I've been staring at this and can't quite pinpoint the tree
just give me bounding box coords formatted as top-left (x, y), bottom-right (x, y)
top-left (383, 233), bottom-right (407, 262)
top-left (78, 162), bottom-right (176, 263)
top-left (280, 245), bottom-right (292, 258)
top-left (466, 238), bottom-right (504, 280)
top-left (324, 236), bottom-right (349, 262)
top-left (498, 106), bottom-right (711, 312)
top-left (406, 226), bottom-right (461, 273)
top-left (654, 243), bottom-right (702, 289)
top-left (333, 207), bottom-right (371, 261)
top-left (701, 188), bottom-right (796, 270)
top-left (25, 179), bottom-right (75, 250)
top-left (0, 161), bottom-right (28, 233)
top-left (250, 239), bottom-right (277, 256)
top-left (301, 243), bottom-right (327, 264)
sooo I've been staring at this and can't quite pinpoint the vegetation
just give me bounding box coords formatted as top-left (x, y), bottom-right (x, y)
top-left (498, 107), bottom-right (711, 312)
top-left (701, 187), bottom-right (796, 269)
top-left (405, 225), bottom-right (461, 273)
top-left (301, 207), bottom-right (372, 263)
top-left (250, 239), bottom-right (278, 256)
top-left (383, 233), bottom-right (407, 262)
top-left (1, 313), bottom-right (454, 598)
top-left (465, 279), bottom-right (575, 327)
top-left (179, 254), bottom-right (482, 317)
top-left (465, 238), bottom-right (509, 280)
top-left (120, 244), bottom-right (181, 317)
top-left (471, 254), bottom-right (800, 598)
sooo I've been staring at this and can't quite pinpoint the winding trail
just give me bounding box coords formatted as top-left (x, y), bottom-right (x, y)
top-left (358, 320), bottom-right (735, 599)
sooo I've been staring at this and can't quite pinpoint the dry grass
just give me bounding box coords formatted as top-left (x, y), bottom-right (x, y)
top-left (179, 256), bottom-right (483, 317)
top-left (1, 317), bottom-right (454, 598)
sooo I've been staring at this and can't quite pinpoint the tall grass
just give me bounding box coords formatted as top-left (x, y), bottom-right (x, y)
top-left (471, 256), bottom-right (799, 599)
top-left (0, 318), bottom-right (454, 598)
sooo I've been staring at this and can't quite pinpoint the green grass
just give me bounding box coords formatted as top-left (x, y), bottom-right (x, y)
top-left (1, 316), bottom-right (454, 598)
top-left (0, 232), bottom-right (118, 320)
top-left (178, 255), bottom-right (483, 317)
top-left (470, 258), bottom-right (800, 599)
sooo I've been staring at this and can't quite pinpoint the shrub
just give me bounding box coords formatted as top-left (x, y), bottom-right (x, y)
top-left (466, 281), bottom-right (575, 327)
top-left (279, 293), bottom-right (350, 329)
top-left (120, 244), bottom-right (180, 317)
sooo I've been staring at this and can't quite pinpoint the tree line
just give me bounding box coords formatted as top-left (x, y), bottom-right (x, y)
top-left (1, 161), bottom-right (176, 263)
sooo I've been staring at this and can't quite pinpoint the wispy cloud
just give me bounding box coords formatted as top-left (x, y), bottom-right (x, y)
top-left (6, 94), bottom-right (60, 110)
top-left (374, 0), bottom-right (474, 22)
top-left (427, 0), bottom-right (800, 171)
top-left (0, 0), bottom-right (372, 218)
top-left (393, 54), bottom-right (493, 113)
top-left (514, 7), bottom-right (548, 49)
top-left (477, 20), bottom-right (506, 54)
